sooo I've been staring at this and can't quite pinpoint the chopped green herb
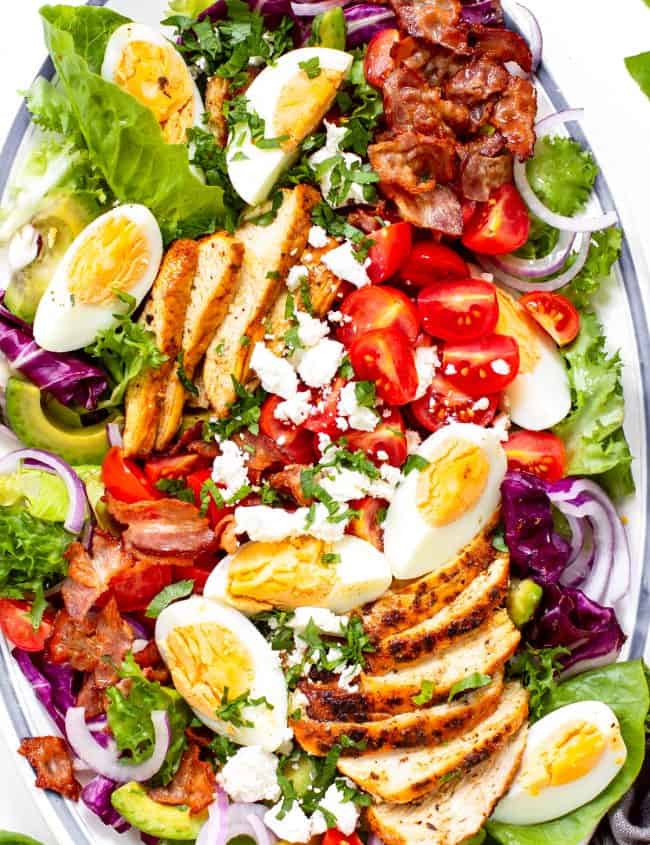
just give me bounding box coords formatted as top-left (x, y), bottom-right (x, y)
top-left (507, 644), bottom-right (569, 721)
top-left (299, 57), bottom-right (322, 78)
top-left (216, 687), bottom-right (273, 728)
top-left (354, 380), bottom-right (376, 410)
top-left (321, 552), bottom-right (341, 566)
top-left (403, 455), bottom-right (430, 476)
top-left (155, 478), bottom-right (195, 504)
top-left (203, 377), bottom-right (267, 440)
top-left (176, 350), bottom-right (199, 397)
top-left (448, 673), bottom-right (492, 702)
top-left (145, 580), bottom-right (195, 619)
top-left (412, 680), bottom-right (436, 706)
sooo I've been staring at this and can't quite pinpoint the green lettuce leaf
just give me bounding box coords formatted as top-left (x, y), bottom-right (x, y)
top-left (625, 51), bottom-right (650, 99)
top-left (167, 0), bottom-right (214, 15)
top-left (40, 5), bottom-right (225, 241)
top-left (487, 660), bottom-right (649, 845)
top-left (0, 466), bottom-right (103, 521)
top-left (561, 228), bottom-right (623, 310)
top-left (107, 654), bottom-right (191, 786)
top-left (553, 311), bottom-right (634, 497)
top-left (526, 136), bottom-right (598, 217)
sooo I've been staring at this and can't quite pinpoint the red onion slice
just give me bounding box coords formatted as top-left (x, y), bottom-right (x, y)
top-left (476, 233), bottom-right (590, 293)
top-left (514, 3), bottom-right (542, 72)
top-left (197, 787), bottom-right (229, 845)
top-left (66, 707), bottom-right (170, 783)
top-left (514, 109), bottom-right (619, 233)
top-left (291, 0), bottom-right (349, 16)
top-left (490, 229), bottom-right (575, 279)
top-left (106, 422), bottom-right (123, 449)
top-left (0, 448), bottom-right (87, 533)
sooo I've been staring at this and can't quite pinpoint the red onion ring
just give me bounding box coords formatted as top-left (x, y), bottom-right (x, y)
top-left (514, 3), bottom-right (542, 72)
top-left (476, 233), bottom-right (590, 293)
top-left (197, 787), bottom-right (229, 845)
top-left (0, 423), bottom-right (22, 456)
top-left (106, 422), bottom-right (123, 449)
top-left (291, 0), bottom-right (349, 16)
top-left (0, 448), bottom-right (87, 533)
top-left (66, 707), bottom-right (170, 783)
top-left (490, 229), bottom-right (576, 279)
top-left (514, 110), bottom-right (618, 232)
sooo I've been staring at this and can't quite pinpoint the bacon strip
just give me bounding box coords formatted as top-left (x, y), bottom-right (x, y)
top-left (390, 0), bottom-right (468, 52)
top-left (369, 131), bottom-right (458, 195)
top-left (383, 184), bottom-right (463, 236)
top-left (148, 744), bottom-right (217, 815)
top-left (19, 736), bottom-right (81, 800)
top-left (491, 76), bottom-right (537, 160)
top-left (62, 532), bottom-right (134, 619)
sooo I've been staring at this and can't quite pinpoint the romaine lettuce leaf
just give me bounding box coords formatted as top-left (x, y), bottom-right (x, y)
top-left (40, 5), bottom-right (225, 241)
top-left (553, 311), bottom-right (634, 497)
top-left (167, 0), bottom-right (215, 15)
top-left (0, 466), bottom-right (103, 521)
top-left (487, 660), bottom-right (649, 845)
top-left (625, 51), bottom-right (650, 99)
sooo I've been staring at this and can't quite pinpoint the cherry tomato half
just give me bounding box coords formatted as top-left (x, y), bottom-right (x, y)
top-left (143, 454), bottom-right (201, 484)
top-left (367, 222), bottom-right (413, 284)
top-left (102, 447), bottom-right (160, 503)
top-left (347, 497), bottom-right (386, 550)
top-left (462, 184), bottom-right (531, 256)
top-left (400, 241), bottom-right (470, 288)
top-left (110, 563), bottom-right (173, 613)
top-left (410, 374), bottom-right (499, 433)
top-left (0, 600), bottom-right (53, 652)
top-left (520, 291), bottom-right (580, 346)
top-left (260, 395), bottom-right (317, 464)
top-left (337, 285), bottom-right (420, 349)
top-left (442, 334), bottom-right (520, 397)
top-left (418, 278), bottom-right (499, 342)
top-left (186, 468), bottom-right (234, 529)
top-left (304, 377), bottom-right (347, 439)
top-left (364, 28), bottom-right (401, 88)
top-left (323, 831), bottom-right (363, 845)
top-left (505, 430), bottom-right (568, 483)
top-left (346, 408), bottom-right (407, 467)
top-left (349, 327), bottom-right (418, 406)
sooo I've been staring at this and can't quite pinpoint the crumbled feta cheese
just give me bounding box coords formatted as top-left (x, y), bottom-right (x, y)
top-left (492, 412), bottom-right (511, 442)
top-left (491, 358), bottom-right (511, 376)
top-left (335, 416), bottom-right (349, 432)
top-left (309, 121), bottom-right (367, 209)
top-left (250, 343), bottom-right (298, 399)
top-left (287, 265), bottom-right (309, 291)
top-left (234, 503), bottom-right (349, 542)
top-left (312, 783), bottom-right (361, 836)
top-left (212, 440), bottom-right (249, 500)
top-left (366, 463), bottom-right (403, 502)
top-left (320, 467), bottom-right (370, 503)
top-left (8, 224), bottom-right (40, 273)
top-left (376, 450), bottom-right (389, 461)
top-left (472, 397), bottom-right (491, 411)
top-left (309, 225), bottom-right (329, 248)
top-left (306, 503), bottom-right (349, 541)
top-left (444, 363), bottom-right (457, 376)
top-left (337, 663), bottom-right (362, 692)
top-left (327, 310), bottom-right (345, 325)
top-left (317, 433), bottom-right (332, 453)
top-left (338, 382), bottom-right (379, 433)
top-left (406, 429), bottom-right (422, 452)
top-left (296, 311), bottom-right (329, 348)
top-left (414, 346), bottom-right (440, 400)
top-left (265, 801), bottom-right (313, 843)
top-left (274, 391), bottom-right (313, 426)
top-left (327, 646), bottom-right (344, 664)
top-left (322, 241), bottom-right (371, 288)
top-left (217, 747), bottom-right (280, 803)
top-left (289, 608), bottom-right (348, 636)
top-left (297, 338), bottom-right (345, 388)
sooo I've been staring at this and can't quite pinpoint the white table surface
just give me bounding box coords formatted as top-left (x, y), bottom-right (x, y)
top-left (1, 1), bottom-right (650, 841)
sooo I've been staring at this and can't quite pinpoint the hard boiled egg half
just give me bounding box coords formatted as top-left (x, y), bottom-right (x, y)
top-left (492, 700), bottom-right (627, 825)
top-left (383, 423), bottom-right (507, 580)
top-left (227, 47), bottom-right (353, 206)
top-left (155, 596), bottom-right (289, 752)
top-left (33, 204), bottom-right (163, 352)
top-left (204, 534), bottom-right (391, 615)
top-left (102, 23), bottom-right (204, 144)
top-left (496, 288), bottom-right (571, 431)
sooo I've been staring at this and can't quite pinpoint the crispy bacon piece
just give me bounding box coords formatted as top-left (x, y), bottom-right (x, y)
top-left (491, 76), bottom-right (537, 159)
top-left (148, 744), bottom-right (217, 815)
top-left (369, 131), bottom-right (458, 195)
top-left (19, 736), bottom-right (81, 800)
top-left (62, 532), bottom-right (133, 619)
top-left (77, 674), bottom-right (105, 719)
top-left (461, 150), bottom-right (513, 201)
top-left (106, 494), bottom-right (217, 557)
top-left (444, 55), bottom-right (510, 105)
top-left (383, 183), bottom-right (463, 236)
top-left (268, 465), bottom-right (313, 506)
top-left (390, 0), bottom-right (468, 52)
top-left (234, 429), bottom-right (285, 480)
top-left (469, 26), bottom-right (533, 74)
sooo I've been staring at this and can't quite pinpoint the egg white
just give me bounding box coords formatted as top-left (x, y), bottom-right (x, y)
top-left (155, 597), bottom-right (289, 752)
top-left (492, 700), bottom-right (627, 825)
top-left (102, 23), bottom-right (204, 138)
top-left (383, 423), bottom-right (507, 580)
top-left (33, 204), bottom-right (163, 352)
top-left (227, 47), bottom-right (354, 206)
top-left (204, 534), bottom-right (392, 615)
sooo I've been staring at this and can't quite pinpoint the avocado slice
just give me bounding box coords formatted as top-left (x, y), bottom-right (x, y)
top-left (111, 782), bottom-right (207, 840)
top-left (311, 7), bottom-right (347, 50)
top-left (507, 578), bottom-right (544, 628)
top-left (6, 378), bottom-right (111, 465)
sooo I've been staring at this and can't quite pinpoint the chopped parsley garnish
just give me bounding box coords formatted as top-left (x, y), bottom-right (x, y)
top-left (311, 202), bottom-right (375, 261)
top-left (403, 454), bottom-right (430, 476)
top-left (412, 680), bottom-right (436, 706)
top-left (354, 380), bottom-right (377, 410)
top-left (321, 552), bottom-right (341, 566)
top-left (209, 734), bottom-right (238, 766)
top-left (252, 609), bottom-right (296, 652)
top-left (203, 377), bottom-right (267, 441)
top-left (507, 645), bottom-right (570, 721)
top-left (145, 579), bottom-right (195, 619)
top-left (448, 672), bottom-right (492, 702)
top-left (216, 687), bottom-right (273, 728)
top-left (492, 528), bottom-right (509, 553)
top-left (176, 350), bottom-right (199, 396)
top-left (154, 478), bottom-right (196, 504)
top-left (187, 125), bottom-right (245, 232)
top-left (200, 479), bottom-right (251, 514)
top-left (299, 57), bottom-right (322, 78)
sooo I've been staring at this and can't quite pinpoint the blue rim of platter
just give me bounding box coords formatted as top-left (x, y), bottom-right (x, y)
top-left (0, 4), bottom-right (649, 843)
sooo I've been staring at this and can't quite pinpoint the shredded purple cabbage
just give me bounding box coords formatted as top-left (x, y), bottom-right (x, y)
top-left (40, 659), bottom-right (76, 714)
top-left (459, 0), bottom-right (504, 26)
top-left (0, 302), bottom-right (108, 410)
top-left (344, 3), bottom-right (397, 47)
top-left (81, 775), bottom-right (130, 832)
top-left (529, 584), bottom-right (626, 674)
top-left (501, 471), bottom-right (572, 585)
top-left (12, 649), bottom-right (67, 733)
top-left (198, 0), bottom-right (292, 20)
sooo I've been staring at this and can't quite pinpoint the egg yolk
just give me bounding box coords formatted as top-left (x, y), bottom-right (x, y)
top-left (523, 722), bottom-right (607, 795)
top-left (274, 68), bottom-right (346, 152)
top-left (496, 289), bottom-right (541, 375)
top-left (417, 439), bottom-right (489, 527)
top-left (113, 40), bottom-right (195, 143)
top-left (227, 536), bottom-right (336, 610)
top-left (68, 216), bottom-right (150, 306)
top-left (163, 623), bottom-right (254, 718)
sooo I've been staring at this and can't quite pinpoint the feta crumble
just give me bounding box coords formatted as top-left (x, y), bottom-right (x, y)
top-left (297, 338), bottom-right (345, 388)
top-left (296, 311), bottom-right (329, 348)
top-left (322, 241), bottom-right (371, 288)
top-left (274, 391), bottom-right (313, 426)
top-left (309, 121), bottom-right (367, 209)
top-left (212, 440), bottom-right (249, 500)
top-left (217, 746), bottom-right (280, 803)
top-left (338, 382), bottom-right (378, 432)
top-left (265, 802), bottom-right (313, 843)
top-left (250, 343), bottom-right (298, 399)
top-left (289, 607), bottom-right (348, 636)
top-left (406, 429), bottom-right (422, 452)
top-left (320, 467), bottom-right (371, 503)
top-left (444, 363), bottom-right (457, 376)
top-left (311, 783), bottom-right (361, 836)
top-left (8, 224), bottom-right (40, 273)
top-left (287, 265), bottom-right (309, 291)
top-left (308, 225), bottom-right (329, 249)
top-left (414, 346), bottom-right (440, 400)
top-left (234, 503), bottom-right (349, 543)
top-left (472, 397), bottom-right (491, 411)
top-left (491, 358), bottom-right (511, 376)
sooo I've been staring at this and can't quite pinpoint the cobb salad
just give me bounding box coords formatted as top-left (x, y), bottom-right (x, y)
top-left (0, 1), bottom-right (647, 845)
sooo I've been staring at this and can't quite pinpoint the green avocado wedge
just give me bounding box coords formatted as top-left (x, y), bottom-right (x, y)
top-left (111, 782), bottom-right (207, 840)
top-left (5, 378), bottom-right (111, 465)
